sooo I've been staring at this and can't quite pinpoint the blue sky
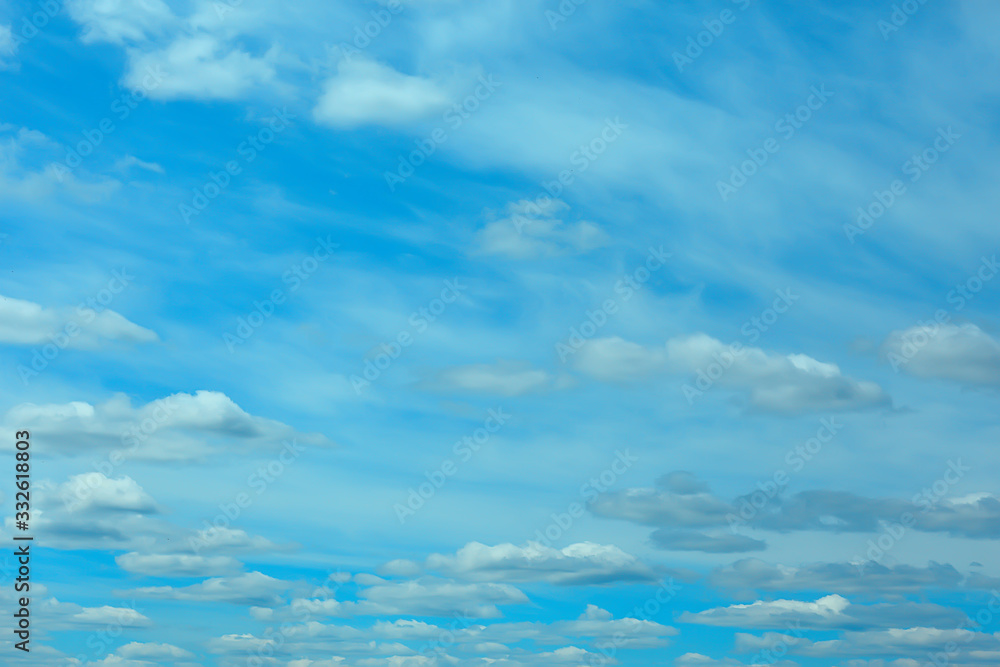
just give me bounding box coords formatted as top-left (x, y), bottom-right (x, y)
top-left (1, 0), bottom-right (1000, 665)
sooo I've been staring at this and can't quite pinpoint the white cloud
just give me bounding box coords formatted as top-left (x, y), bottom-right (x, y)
top-left (289, 576), bottom-right (529, 619)
top-left (574, 336), bottom-right (669, 382)
top-left (708, 559), bottom-right (963, 596)
top-left (115, 154), bottom-right (164, 174)
top-left (38, 599), bottom-right (153, 630)
top-left (575, 334), bottom-right (890, 413)
top-left (423, 541), bottom-right (660, 585)
top-left (680, 595), bottom-right (965, 631)
top-left (674, 654), bottom-right (775, 667)
top-left (52, 473), bottom-right (158, 513)
top-left (789, 627), bottom-right (1000, 658)
top-left (222, 596), bottom-right (678, 661)
top-left (18, 472), bottom-right (285, 556)
top-left (123, 35), bottom-right (279, 100)
top-left (313, 58), bottom-right (450, 128)
top-left (3, 390), bottom-right (332, 460)
top-left (0, 124), bottom-right (121, 202)
top-left (0, 293), bottom-right (157, 348)
top-left (882, 323), bottom-right (1000, 386)
top-left (593, 472), bottom-right (1000, 546)
top-left (682, 594), bottom-right (850, 627)
top-left (475, 199), bottom-right (609, 258)
top-left (127, 571), bottom-right (292, 605)
top-left (116, 642), bottom-right (195, 660)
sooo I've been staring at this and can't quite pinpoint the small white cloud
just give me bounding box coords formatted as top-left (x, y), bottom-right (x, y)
top-left (313, 58), bottom-right (450, 128)
top-left (574, 334), bottom-right (890, 414)
top-left (52, 473), bottom-right (158, 513)
top-left (579, 604), bottom-right (613, 621)
top-left (0, 24), bottom-right (18, 69)
top-left (116, 642), bottom-right (195, 660)
top-left (0, 124), bottom-right (121, 202)
top-left (115, 154), bottom-right (164, 174)
top-left (70, 604), bottom-right (152, 628)
top-left (475, 198), bottom-right (609, 258)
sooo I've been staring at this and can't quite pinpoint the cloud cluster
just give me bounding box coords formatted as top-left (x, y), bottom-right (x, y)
top-left (574, 334), bottom-right (890, 414)
top-left (475, 199), bottom-right (609, 259)
top-left (420, 540), bottom-right (661, 585)
top-left (882, 323), bottom-right (1000, 386)
top-left (2, 389), bottom-right (332, 460)
top-left (590, 471), bottom-right (1000, 552)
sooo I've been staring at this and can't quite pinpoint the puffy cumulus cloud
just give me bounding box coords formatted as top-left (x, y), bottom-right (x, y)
top-left (115, 552), bottom-right (243, 577)
top-left (422, 540), bottom-right (660, 585)
top-left (422, 360), bottom-right (561, 396)
top-left (882, 323), bottom-right (1000, 386)
top-left (313, 58), bottom-right (450, 128)
top-left (474, 198), bottom-right (609, 259)
top-left (50, 473), bottom-right (158, 513)
top-left (574, 334), bottom-right (890, 413)
top-left (682, 594), bottom-right (848, 628)
top-left (2, 390), bottom-right (332, 460)
top-left (20, 473), bottom-right (172, 551)
top-left (680, 595), bottom-right (966, 631)
top-left (126, 571), bottom-right (293, 606)
top-left (291, 577), bottom-right (530, 619)
top-left (708, 559), bottom-right (964, 596)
